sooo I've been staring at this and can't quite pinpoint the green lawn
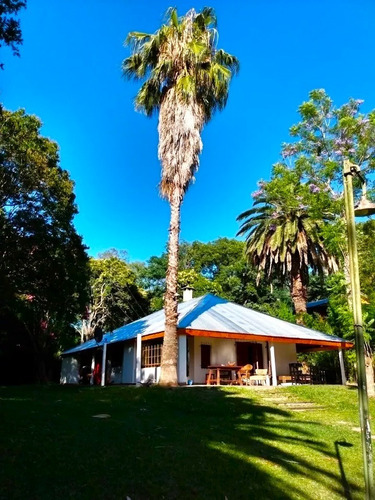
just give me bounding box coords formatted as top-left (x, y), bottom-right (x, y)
top-left (0, 384), bottom-right (372, 499)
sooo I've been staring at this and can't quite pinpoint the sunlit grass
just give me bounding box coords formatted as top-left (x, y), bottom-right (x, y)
top-left (0, 384), bottom-right (371, 499)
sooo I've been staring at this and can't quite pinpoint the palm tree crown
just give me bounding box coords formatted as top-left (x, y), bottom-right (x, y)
top-left (237, 198), bottom-right (338, 315)
top-left (123, 7), bottom-right (239, 200)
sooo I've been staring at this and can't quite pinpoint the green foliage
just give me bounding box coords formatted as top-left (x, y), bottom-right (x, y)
top-left (252, 299), bottom-right (295, 323)
top-left (0, 107), bottom-right (89, 381)
top-left (184, 238), bottom-right (245, 279)
top-left (0, 0), bottom-right (26, 65)
top-left (135, 237), bottom-right (293, 319)
top-left (237, 177), bottom-right (337, 317)
top-left (178, 269), bottom-right (222, 296)
top-left (239, 88), bottom-right (375, 338)
top-left (357, 220), bottom-right (375, 305)
top-left (82, 254), bottom-right (149, 338)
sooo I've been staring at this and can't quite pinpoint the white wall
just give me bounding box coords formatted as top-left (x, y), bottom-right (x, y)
top-left (190, 338), bottom-right (271, 384)
top-left (142, 366), bottom-right (160, 383)
top-left (60, 356), bottom-right (79, 384)
top-left (188, 337), bottom-right (298, 384)
top-left (190, 337), bottom-right (237, 384)
top-left (274, 343), bottom-right (297, 375)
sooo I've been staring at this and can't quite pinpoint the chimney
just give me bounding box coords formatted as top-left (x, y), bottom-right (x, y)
top-left (182, 287), bottom-right (194, 302)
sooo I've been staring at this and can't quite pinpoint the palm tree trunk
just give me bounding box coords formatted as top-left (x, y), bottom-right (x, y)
top-left (159, 188), bottom-right (182, 386)
top-left (291, 269), bottom-right (307, 322)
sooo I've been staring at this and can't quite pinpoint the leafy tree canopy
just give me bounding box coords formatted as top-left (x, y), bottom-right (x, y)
top-left (0, 107), bottom-right (89, 381)
top-left (0, 0), bottom-right (26, 66)
top-left (132, 238), bottom-right (292, 318)
top-left (80, 254), bottom-right (149, 340)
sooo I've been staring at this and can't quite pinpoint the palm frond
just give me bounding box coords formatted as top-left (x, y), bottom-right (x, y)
top-left (125, 32), bottom-right (151, 47)
top-left (214, 49), bottom-right (240, 75)
top-left (170, 7), bottom-right (179, 28)
top-left (238, 196), bottom-right (337, 284)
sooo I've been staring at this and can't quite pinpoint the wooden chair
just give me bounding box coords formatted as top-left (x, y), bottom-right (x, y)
top-left (237, 364), bottom-right (253, 385)
top-left (248, 369), bottom-right (269, 386)
top-left (289, 363), bottom-right (311, 384)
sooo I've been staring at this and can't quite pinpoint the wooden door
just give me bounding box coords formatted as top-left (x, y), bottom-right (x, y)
top-left (236, 342), bottom-right (250, 366)
top-left (250, 343), bottom-right (264, 369)
top-left (236, 342), bottom-right (263, 368)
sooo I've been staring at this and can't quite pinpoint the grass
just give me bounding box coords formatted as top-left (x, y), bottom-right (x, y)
top-left (0, 384), bottom-right (372, 499)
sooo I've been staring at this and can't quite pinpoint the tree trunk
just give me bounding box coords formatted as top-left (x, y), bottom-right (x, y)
top-left (159, 189), bottom-right (182, 386)
top-left (290, 268), bottom-right (307, 323)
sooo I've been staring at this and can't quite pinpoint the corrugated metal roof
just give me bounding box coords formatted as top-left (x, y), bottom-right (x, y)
top-left (307, 299), bottom-right (329, 308)
top-left (63, 294), bottom-right (347, 355)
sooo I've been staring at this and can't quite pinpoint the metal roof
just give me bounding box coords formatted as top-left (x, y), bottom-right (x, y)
top-left (63, 294), bottom-right (349, 355)
top-left (306, 299), bottom-right (329, 308)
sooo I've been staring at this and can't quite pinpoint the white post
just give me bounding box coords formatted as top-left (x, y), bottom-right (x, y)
top-left (178, 335), bottom-right (187, 384)
top-left (339, 349), bottom-right (347, 385)
top-left (135, 334), bottom-right (142, 385)
top-left (101, 342), bottom-right (107, 387)
top-left (90, 353), bottom-right (95, 385)
top-left (270, 343), bottom-right (277, 386)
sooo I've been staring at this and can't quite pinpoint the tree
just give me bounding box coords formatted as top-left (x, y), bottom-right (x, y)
top-left (280, 89), bottom-right (375, 188)
top-left (0, 108), bottom-right (89, 382)
top-left (177, 268), bottom-right (222, 296)
top-left (134, 238), bottom-right (293, 321)
top-left (237, 168), bottom-right (338, 318)
top-left (124, 7), bottom-right (238, 385)
top-left (0, 0), bottom-right (26, 67)
top-left (273, 89), bottom-right (375, 389)
top-left (79, 254), bottom-right (149, 342)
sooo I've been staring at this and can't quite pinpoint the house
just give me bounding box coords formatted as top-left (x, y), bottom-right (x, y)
top-left (306, 298), bottom-right (329, 317)
top-left (60, 293), bottom-right (353, 386)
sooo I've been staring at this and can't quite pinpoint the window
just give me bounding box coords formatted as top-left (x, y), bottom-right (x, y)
top-left (142, 340), bottom-right (163, 367)
top-left (201, 344), bottom-right (211, 369)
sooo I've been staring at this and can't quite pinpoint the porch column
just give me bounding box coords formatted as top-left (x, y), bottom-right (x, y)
top-left (269, 343), bottom-right (277, 386)
top-left (90, 352), bottom-right (95, 385)
top-left (135, 333), bottom-right (142, 385)
top-left (101, 342), bottom-right (107, 387)
top-left (338, 348), bottom-right (347, 385)
top-left (178, 335), bottom-right (187, 384)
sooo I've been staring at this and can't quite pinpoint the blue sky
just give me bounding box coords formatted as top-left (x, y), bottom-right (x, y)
top-left (2, 0), bottom-right (375, 262)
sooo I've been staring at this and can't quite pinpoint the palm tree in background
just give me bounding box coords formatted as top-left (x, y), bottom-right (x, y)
top-left (123, 7), bottom-right (239, 385)
top-left (237, 199), bottom-right (338, 319)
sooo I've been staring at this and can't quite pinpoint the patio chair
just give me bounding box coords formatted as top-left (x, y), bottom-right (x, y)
top-left (237, 364), bottom-right (253, 385)
top-left (289, 363), bottom-right (311, 384)
top-left (248, 369), bottom-right (269, 386)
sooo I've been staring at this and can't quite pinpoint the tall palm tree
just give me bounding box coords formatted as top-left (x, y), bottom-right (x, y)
top-left (123, 8), bottom-right (238, 385)
top-left (237, 198), bottom-right (338, 318)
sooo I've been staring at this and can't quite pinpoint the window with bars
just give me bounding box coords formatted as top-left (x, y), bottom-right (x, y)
top-left (142, 340), bottom-right (163, 367)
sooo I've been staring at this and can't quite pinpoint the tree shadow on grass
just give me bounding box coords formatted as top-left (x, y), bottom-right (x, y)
top-left (169, 387), bottom-right (361, 500)
top-left (0, 384), bottom-right (362, 500)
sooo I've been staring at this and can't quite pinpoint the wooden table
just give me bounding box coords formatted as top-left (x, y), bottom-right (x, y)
top-left (206, 365), bottom-right (243, 386)
top-left (277, 375), bottom-right (292, 384)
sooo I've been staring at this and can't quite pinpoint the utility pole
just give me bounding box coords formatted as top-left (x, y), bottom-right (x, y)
top-left (343, 159), bottom-right (374, 499)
